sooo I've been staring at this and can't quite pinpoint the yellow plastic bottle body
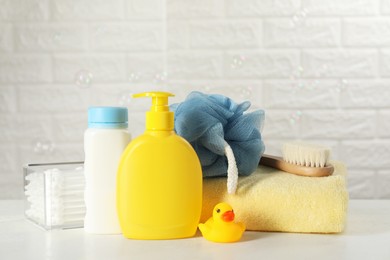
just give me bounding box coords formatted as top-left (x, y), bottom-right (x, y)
top-left (117, 130), bottom-right (202, 239)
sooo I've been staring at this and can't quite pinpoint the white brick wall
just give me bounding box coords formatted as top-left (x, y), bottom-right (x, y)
top-left (1, 0), bottom-right (389, 199)
top-left (15, 24), bottom-right (88, 52)
top-left (302, 50), bottom-right (378, 78)
top-left (53, 54), bottom-right (127, 82)
top-left (0, 0), bottom-right (49, 21)
top-left (264, 18), bottom-right (340, 47)
top-left (302, 0), bottom-right (378, 15)
top-left (189, 21), bottom-right (262, 48)
top-left (0, 54), bottom-right (52, 82)
top-left (90, 23), bottom-right (164, 51)
top-left (51, 0), bottom-right (125, 21)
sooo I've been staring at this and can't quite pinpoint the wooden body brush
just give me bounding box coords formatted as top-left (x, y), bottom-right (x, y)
top-left (259, 141), bottom-right (334, 177)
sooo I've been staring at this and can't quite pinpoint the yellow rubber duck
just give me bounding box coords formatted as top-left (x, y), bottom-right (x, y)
top-left (198, 202), bottom-right (246, 243)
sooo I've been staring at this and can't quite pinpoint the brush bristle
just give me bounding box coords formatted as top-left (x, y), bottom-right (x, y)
top-left (282, 141), bottom-right (330, 167)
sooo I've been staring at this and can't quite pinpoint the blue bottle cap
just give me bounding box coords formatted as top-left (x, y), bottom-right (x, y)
top-left (88, 107), bottom-right (128, 128)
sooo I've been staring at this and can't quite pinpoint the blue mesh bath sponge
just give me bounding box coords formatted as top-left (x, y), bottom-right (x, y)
top-left (171, 91), bottom-right (265, 194)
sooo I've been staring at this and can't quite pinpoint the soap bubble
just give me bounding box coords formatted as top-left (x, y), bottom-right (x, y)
top-left (291, 79), bottom-right (305, 90)
top-left (289, 110), bottom-right (302, 125)
top-left (75, 70), bottom-right (93, 89)
top-left (290, 66), bottom-right (304, 80)
top-left (240, 86), bottom-right (253, 100)
top-left (290, 66), bottom-right (320, 91)
top-left (118, 92), bottom-right (133, 106)
top-left (33, 139), bottom-right (55, 154)
top-left (202, 85), bottom-right (212, 93)
top-left (290, 8), bottom-right (309, 27)
top-left (128, 72), bottom-right (140, 83)
top-left (307, 79), bottom-right (319, 90)
top-left (154, 72), bottom-right (167, 84)
top-left (290, 66), bottom-right (305, 90)
top-left (315, 64), bottom-right (329, 77)
top-left (230, 55), bottom-right (246, 69)
top-left (118, 92), bottom-right (148, 111)
top-left (335, 79), bottom-right (348, 92)
top-left (52, 32), bottom-right (62, 42)
top-left (94, 26), bottom-right (106, 36)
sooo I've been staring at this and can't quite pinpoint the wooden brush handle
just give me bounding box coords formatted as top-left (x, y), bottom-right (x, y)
top-left (259, 154), bottom-right (334, 177)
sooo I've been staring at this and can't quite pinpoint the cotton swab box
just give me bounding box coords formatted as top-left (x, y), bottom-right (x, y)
top-left (23, 162), bottom-right (85, 230)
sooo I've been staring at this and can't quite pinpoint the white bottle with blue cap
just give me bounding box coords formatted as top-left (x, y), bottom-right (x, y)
top-left (84, 107), bottom-right (131, 234)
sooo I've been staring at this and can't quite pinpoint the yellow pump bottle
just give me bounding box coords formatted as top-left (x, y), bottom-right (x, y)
top-left (116, 92), bottom-right (203, 239)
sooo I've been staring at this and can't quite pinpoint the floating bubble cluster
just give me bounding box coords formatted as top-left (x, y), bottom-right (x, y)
top-left (239, 86), bottom-right (253, 100)
top-left (230, 55), bottom-right (246, 69)
top-left (335, 79), bottom-right (349, 92)
top-left (315, 64), bottom-right (329, 77)
top-left (154, 72), bottom-right (167, 84)
top-left (290, 66), bottom-right (304, 80)
top-left (118, 92), bottom-right (133, 106)
top-left (309, 79), bottom-right (320, 90)
top-left (128, 72), bottom-right (140, 83)
top-left (289, 66), bottom-right (305, 90)
top-left (289, 110), bottom-right (303, 125)
top-left (290, 8), bottom-right (309, 27)
top-left (33, 140), bottom-right (55, 154)
top-left (75, 70), bottom-right (93, 89)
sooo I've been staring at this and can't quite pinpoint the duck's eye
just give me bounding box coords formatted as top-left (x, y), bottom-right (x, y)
top-left (216, 208), bottom-right (220, 213)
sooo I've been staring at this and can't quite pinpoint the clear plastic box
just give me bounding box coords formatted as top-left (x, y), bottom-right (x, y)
top-left (23, 162), bottom-right (85, 230)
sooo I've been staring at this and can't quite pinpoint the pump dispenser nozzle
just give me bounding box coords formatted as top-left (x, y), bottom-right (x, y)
top-left (133, 92), bottom-right (175, 131)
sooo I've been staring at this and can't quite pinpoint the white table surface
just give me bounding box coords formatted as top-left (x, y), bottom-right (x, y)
top-left (0, 200), bottom-right (389, 260)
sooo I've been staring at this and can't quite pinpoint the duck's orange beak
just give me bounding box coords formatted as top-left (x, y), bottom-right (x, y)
top-left (221, 210), bottom-right (235, 222)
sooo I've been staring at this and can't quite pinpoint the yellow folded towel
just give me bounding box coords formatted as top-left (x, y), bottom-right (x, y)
top-left (201, 161), bottom-right (349, 233)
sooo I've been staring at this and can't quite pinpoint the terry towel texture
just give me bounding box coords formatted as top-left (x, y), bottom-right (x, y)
top-left (202, 161), bottom-right (349, 233)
